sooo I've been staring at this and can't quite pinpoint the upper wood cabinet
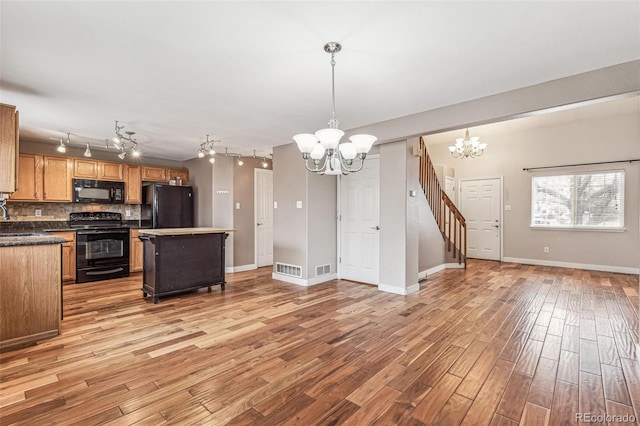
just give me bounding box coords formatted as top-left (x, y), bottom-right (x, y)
top-left (168, 168), bottom-right (189, 184)
top-left (100, 162), bottom-right (123, 181)
top-left (124, 164), bottom-right (142, 204)
top-left (0, 104), bottom-right (19, 193)
top-left (43, 157), bottom-right (72, 202)
top-left (141, 166), bottom-right (166, 182)
top-left (9, 155), bottom-right (71, 202)
top-left (73, 159), bottom-right (124, 181)
top-left (74, 159), bottom-right (99, 178)
top-left (9, 154), bottom-right (42, 201)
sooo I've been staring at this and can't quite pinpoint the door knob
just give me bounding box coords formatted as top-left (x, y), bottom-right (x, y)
top-left (371, 226), bottom-right (380, 230)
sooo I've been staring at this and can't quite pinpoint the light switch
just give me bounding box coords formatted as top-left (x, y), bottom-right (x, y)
top-left (274, 201), bottom-right (278, 209)
top-left (505, 205), bottom-right (512, 211)
top-left (296, 201), bottom-right (302, 209)
top-left (236, 202), bottom-right (240, 209)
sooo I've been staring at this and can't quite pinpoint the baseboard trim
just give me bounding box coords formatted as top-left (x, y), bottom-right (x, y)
top-left (418, 262), bottom-right (466, 280)
top-left (378, 283), bottom-right (420, 295)
top-left (225, 264), bottom-right (258, 274)
top-left (271, 272), bottom-right (337, 287)
top-left (502, 257), bottom-right (639, 275)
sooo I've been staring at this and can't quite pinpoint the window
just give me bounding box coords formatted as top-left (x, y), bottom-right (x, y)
top-left (531, 170), bottom-right (624, 229)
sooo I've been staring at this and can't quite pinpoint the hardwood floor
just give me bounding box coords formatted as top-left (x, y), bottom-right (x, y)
top-left (0, 260), bottom-right (638, 425)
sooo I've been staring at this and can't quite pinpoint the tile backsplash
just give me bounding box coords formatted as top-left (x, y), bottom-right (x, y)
top-left (6, 202), bottom-right (141, 221)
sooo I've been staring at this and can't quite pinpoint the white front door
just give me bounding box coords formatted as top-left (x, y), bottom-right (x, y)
top-left (255, 169), bottom-right (273, 267)
top-left (459, 178), bottom-right (501, 261)
top-left (339, 156), bottom-right (380, 284)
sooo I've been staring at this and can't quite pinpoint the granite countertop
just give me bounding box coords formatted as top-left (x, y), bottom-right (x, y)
top-left (0, 233), bottom-right (66, 247)
top-left (138, 228), bottom-right (235, 236)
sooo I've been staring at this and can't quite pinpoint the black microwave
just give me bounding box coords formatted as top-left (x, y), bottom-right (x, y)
top-left (73, 179), bottom-right (125, 204)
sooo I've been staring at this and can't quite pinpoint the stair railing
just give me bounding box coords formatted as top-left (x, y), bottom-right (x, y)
top-left (418, 137), bottom-right (466, 265)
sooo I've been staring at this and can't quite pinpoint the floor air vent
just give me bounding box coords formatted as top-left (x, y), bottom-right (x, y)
top-left (316, 264), bottom-right (331, 277)
top-left (276, 262), bottom-right (302, 278)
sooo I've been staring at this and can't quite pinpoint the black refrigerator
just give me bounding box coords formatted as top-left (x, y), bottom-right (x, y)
top-left (141, 183), bottom-right (194, 228)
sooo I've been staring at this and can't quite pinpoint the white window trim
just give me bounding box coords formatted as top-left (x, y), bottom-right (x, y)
top-left (530, 169), bottom-right (625, 232)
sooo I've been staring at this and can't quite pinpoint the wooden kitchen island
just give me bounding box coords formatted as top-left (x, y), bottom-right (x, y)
top-left (138, 228), bottom-right (233, 304)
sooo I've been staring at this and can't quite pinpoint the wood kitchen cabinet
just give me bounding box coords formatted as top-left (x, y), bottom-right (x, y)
top-left (50, 231), bottom-right (76, 282)
top-left (130, 229), bottom-right (143, 272)
top-left (73, 158), bottom-right (99, 178)
top-left (9, 154), bottom-right (42, 201)
top-left (74, 159), bottom-right (123, 181)
top-left (167, 168), bottom-right (189, 184)
top-left (43, 156), bottom-right (72, 202)
top-left (100, 162), bottom-right (123, 181)
top-left (9, 154), bottom-right (71, 202)
top-left (141, 166), bottom-right (166, 182)
top-left (0, 103), bottom-right (19, 193)
top-left (0, 241), bottom-right (61, 351)
top-left (124, 164), bottom-right (142, 204)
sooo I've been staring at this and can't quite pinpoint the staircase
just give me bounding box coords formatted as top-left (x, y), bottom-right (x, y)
top-left (418, 137), bottom-right (466, 266)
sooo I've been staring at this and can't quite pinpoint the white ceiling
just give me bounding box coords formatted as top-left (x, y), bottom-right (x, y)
top-left (1, 1), bottom-right (638, 161)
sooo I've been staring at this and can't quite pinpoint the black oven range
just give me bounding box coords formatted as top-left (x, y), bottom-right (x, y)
top-left (70, 212), bottom-right (130, 283)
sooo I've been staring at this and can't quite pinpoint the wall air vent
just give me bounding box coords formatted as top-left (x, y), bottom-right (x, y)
top-left (276, 262), bottom-right (302, 278)
top-left (316, 264), bottom-right (331, 277)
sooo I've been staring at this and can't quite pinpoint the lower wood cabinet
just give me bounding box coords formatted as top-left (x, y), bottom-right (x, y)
top-left (0, 242), bottom-right (61, 350)
top-left (49, 231), bottom-right (76, 282)
top-left (130, 229), bottom-right (143, 272)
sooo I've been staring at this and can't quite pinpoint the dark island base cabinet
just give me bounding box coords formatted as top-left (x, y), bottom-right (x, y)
top-left (140, 233), bottom-right (227, 304)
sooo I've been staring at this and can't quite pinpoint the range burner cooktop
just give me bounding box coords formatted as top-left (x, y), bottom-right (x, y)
top-left (69, 212), bottom-right (124, 228)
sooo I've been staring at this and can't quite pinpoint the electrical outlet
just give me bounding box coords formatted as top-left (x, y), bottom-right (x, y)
top-left (35, 209), bottom-right (42, 217)
top-left (544, 246), bottom-right (550, 253)
top-left (125, 209), bottom-right (131, 217)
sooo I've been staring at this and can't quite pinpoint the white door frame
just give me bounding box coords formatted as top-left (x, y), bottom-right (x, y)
top-left (458, 176), bottom-right (504, 261)
top-left (254, 168), bottom-right (273, 267)
top-left (336, 154), bottom-right (380, 280)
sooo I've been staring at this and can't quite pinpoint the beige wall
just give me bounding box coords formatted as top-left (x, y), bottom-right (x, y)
top-left (233, 157), bottom-right (272, 267)
top-left (427, 108), bottom-right (640, 271)
top-left (273, 143), bottom-right (309, 277)
top-left (185, 157), bottom-right (213, 227)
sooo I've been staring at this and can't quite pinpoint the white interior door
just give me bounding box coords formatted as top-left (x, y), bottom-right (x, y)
top-left (339, 157), bottom-right (380, 284)
top-left (255, 169), bottom-right (273, 267)
top-left (459, 178), bottom-right (501, 261)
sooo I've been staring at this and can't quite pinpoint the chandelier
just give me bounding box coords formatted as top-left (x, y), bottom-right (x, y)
top-left (197, 135), bottom-right (221, 164)
top-left (293, 42), bottom-right (376, 175)
top-left (449, 129), bottom-right (487, 159)
top-left (112, 120), bottom-right (141, 159)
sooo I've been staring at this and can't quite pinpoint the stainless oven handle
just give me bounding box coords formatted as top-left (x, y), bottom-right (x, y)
top-left (86, 267), bottom-right (124, 276)
top-left (76, 229), bottom-right (130, 235)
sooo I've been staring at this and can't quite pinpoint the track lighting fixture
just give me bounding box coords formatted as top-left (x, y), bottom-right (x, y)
top-left (197, 135), bottom-right (220, 163)
top-left (84, 143), bottom-right (92, 158)
top-left (111, 121), bottom-right (142, 159)
top-left (50, 132), bottom-right (71, 153)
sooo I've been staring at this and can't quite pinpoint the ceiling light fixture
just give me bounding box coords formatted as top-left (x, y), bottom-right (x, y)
top-left (50, 132), bottom-right (71, 153)
top-left (198, 134), bottom-right (220, 162)
top-left (293, 42), bottom-right (376, 175)
top-left (448, 128), bottom-right (487, 159)
top-left (84, 143), bottom-right (92, 158)
top-left (112, 120), bottom-right (142, 159)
